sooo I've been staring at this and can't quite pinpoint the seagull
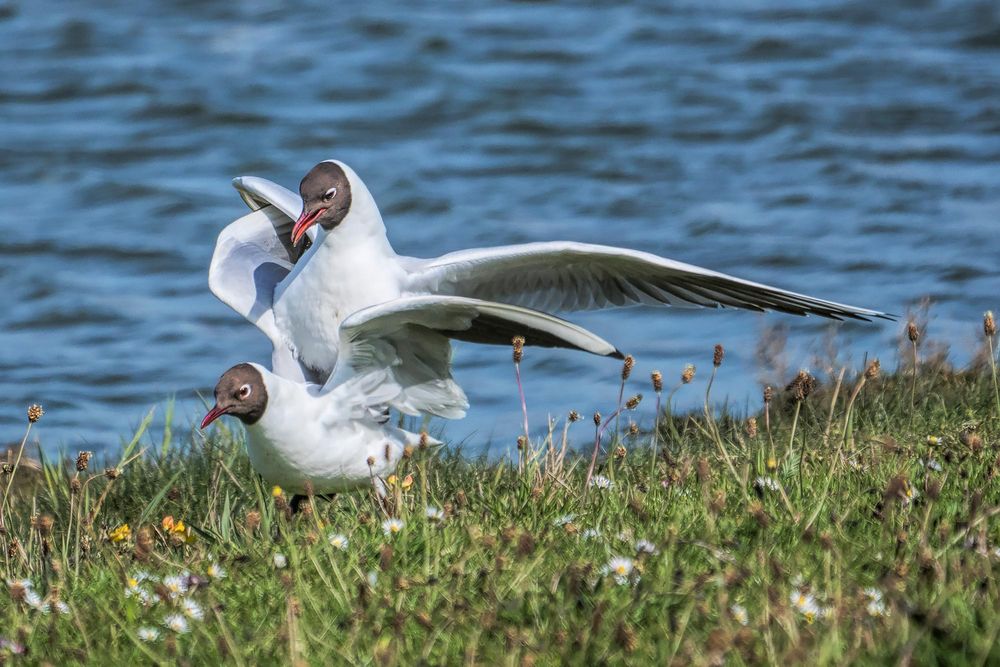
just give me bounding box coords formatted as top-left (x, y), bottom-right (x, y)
top-left (199, 295), bottom-right (620, 494)
top-left (214, 160), bottom-right (890, 402)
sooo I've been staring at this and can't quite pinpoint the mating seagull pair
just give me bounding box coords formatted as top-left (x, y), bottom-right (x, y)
top-left (202, 160), bottom-right (889, 494)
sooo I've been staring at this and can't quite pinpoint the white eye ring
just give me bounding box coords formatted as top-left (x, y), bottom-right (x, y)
top-left (238, 384), bottom-right (252, 399)
top-left (323, 186), bottom-right (337, 200)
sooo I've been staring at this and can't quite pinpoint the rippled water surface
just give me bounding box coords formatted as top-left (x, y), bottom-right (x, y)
top-left (2, 0), bottom-right (999, 454)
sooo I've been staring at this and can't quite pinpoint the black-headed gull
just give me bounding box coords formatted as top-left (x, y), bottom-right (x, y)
top-left (215, 160), bottom-right (890, 386)
top-left (200, 295), bottom-right (619, 493)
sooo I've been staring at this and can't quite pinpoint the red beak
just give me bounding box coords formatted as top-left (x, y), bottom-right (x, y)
top-left (291, 207), bottom-right (326, 246)
top-left (200, 405), bottom-right (229, 429)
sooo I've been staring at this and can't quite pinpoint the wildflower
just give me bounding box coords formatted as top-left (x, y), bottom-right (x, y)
top-left (787, 369), bottom-right (817, 401)
top-left (164, 614), bottom-right (189, 634)
top-left (635, 539), bottom-right (658, 555)
top-left (568, 410), bottom-right (581, 422)
top-left (162, 575), bottom-right (189, 599)
top-left (766, 457), bottom-right (777, 471)
top-left (601, 557), bottom-right (636, 585)
top-left (789, 590), bottom-right (822, 624)
top-left (105, 467), bottom-right (121, 480)
top-left (864, 358), bottom-right (881, 380)
top-left (137, 589), bottom-right (160, 607)
top-left (730, 604), bottom-right (749, 626)
top-left (581, 528), bottom-right (602, 540)
top-left (24, 588), bottom-right (50, 614)
top-left (75, 451), bottom-right (91, 471)
top-left (863, 587), bottom-right (888, 617)
top-left (713, 344), bottom-right (724, 367)
top-left (0, 638), bottom-right (26, 655)
top-left (621, 355), bottom-right (634, 381)
top-left (271, 485), bottom-right (283, 498)
top-left (922, 459), bottom-right (943, 472)
top-left (589, 475), bottom-right (614, 490)
top-left (512, 336), bottom-right (525, 363)
top-left (54, 601), bottom-right (70, 615)
top-left (138, 627), bottom-right (160, 642)
top-left (382, 518), bottom-right (405, 536)
top-left (614, 445), bottom-right (627, 459)
top-left (926, 435), bottom-right (942, 446)
top-left (907, 321), bottom-right (920, 343)
top-left (754, 476), bottom-right (781, 492)
top-left (206, 561), bottom-right (226, 580)
top-left (746, 417), bottom-right (758, 438)
top-left (425, 506), bottom-right (445, 522)
top-left (681, 364), bottom-right (696, 384)
top-left (27, 404), bottom-right (43, 423)
top-left (624, 394), bottom-right (642, 410)
top-left (180, 598), bottom-right (204, 621)
top-left (986, 311), bottom-right (997, 337)
top-left (385, 474), bottom-right (413, 491)
top-left (273, 553), bottom-right (288, 569)
top-left (651, 370), bottom-right (663, 392)
top-left (109, 523), bottom-right (131, 543)
top-left (553, 514), bottom-right (575, 527)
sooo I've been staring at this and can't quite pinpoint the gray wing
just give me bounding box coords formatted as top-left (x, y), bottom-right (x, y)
top-left (324, 295), bottom-right (623, 419)
top-left (404, 241), bottom-right (893, 321)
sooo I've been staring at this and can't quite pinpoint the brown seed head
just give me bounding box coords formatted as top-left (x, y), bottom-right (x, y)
top-left (593, 411), bottom-right (601, 427)
top-left (745, 417), bottom-right (758, 439)
top-left (907, 320), bottom-right (920, 343)
top-left (419, 431), bottom-right (429, 450)
top-left (8, 581), bottom-right (26, 603)
top-left (384, 443), bottom-right (391, 461)
top-left (27, 404), bottom-right (43, 423)
top-left (402, 445), bottom-right (414, 460)
top-left (985, 311), bottom-right (997, 337)
top-left (651, 370), bottom-right (663, 392)
top-left (786, 370), bottom-right (817, 401)
top-left (568, 410), bottom-right (581, 423)
top-left (104, 467), bottom-right (121, 481)
top-left (864, 358), bottom-right (881, 380)
top-left (36, 514), bottom-right (54, 537)
top-left (614, 445), bottom-right (627, 459)
top-left (70, 477), bottom-right (81, 494)
top-left (625, 394), bottom-right (642, 410)
top-left (628, 422), bottom-right (639, 436)
top-left (713, 344), bottom-right (725, 367)
top-left (516, 436), bottom-right (527, 451)
top-left (76, 451), bottom-right (91, 471)
top-left (763, 385), bottom-right (773, 403)
top-left (621, 355), bottom-right (634, 381)
top-left (512, 336), bottom-right (525, 364)
top-left (516, 532), bottom-right (535, 557)
top-left (1, 463), bottom-right (11, 476)
top-left (681, 364), bottom-right (695, 384)
top-left (615, 622), bottom-right (638, 653)
top-left (366, 455), bottom-right (376, 467)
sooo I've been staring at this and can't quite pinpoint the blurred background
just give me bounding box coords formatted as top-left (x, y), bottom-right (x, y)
top-left (1, 0), bottom-right (998, 455)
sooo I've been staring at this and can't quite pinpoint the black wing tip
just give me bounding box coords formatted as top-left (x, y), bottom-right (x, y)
top-left (609, 348), bottom-right (627, 360)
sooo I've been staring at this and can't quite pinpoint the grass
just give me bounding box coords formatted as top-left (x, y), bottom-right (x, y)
top-left (1, 322), bottom-right (1000, 664)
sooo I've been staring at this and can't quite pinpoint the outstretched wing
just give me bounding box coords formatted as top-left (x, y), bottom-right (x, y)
top-left (208, 206), bottom-right (295, 345)
top-left (323, 295), bottom-right (623, 419)
top-left (404, 241), bottom-right (893, 321)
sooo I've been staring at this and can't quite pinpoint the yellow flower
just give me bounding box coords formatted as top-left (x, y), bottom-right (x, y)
top-left (386, 474), bottom-right (414, 491)
top-left (271, 485), bottom-right (283, 498)
top-left (766, 457), bottom-right (777, 471)
top-left (161, 515), bottom-right (175, 532)
top-left (109, 524), bottom-right (131, 543)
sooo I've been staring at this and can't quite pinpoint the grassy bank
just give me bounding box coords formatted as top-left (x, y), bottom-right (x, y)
top-left (2, 328), bottom-right (1000, 664)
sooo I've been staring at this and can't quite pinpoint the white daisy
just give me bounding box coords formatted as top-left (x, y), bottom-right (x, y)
top-left (589, 475), bottom-right (614, 490)
top-left (754, 476), bottom-right (781, 492)
top-left (730, 604), bottom-right (749, 626)
top-left (273, 553), bottom-right (288, 569)
top-left (327, 533), bottom-right (349, 550)
top-left (162, 575), bottom-right (188, 599)
top-left (54, 601), bottom-right (70, 615)
top-left (635, 539), bottom-right (658, 555)
top-left (425, 506), bottom-right (445, 522)
top-left (789, 590), bottom-right (822, 624)
top-left (863, 587), bottom-right (888, 617)
top-left (180, 598), bottom-right (204, 621)
top-left (206, 562), bottom-right (226, 580)
top-left (601, 556), bottom-right (635, 585)
top-left (137, 627), bottom-right (160, 642)
top-left (581, 528), bottom-right (602, 540)
top-left (24, 589), bottom-right (49, 614)
top-left (553, 514), bottom-right (575, 527)
top-left (382, 518), bottom-right (405, 536)
top-left (137, 589), bottom-right (161, 607)
top-left (164, 614), bottom-right (189, 634)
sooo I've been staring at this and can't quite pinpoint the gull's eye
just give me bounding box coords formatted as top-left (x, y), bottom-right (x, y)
top-left (322, 187), bottom-right (337, 201)
top-left (238, 384), bottom-right (252, 400)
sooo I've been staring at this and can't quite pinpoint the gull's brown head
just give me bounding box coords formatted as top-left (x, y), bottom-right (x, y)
top-left (291, 161), bottom-right (353, 246)
top-left (200, 363), bottom-right (268, 428)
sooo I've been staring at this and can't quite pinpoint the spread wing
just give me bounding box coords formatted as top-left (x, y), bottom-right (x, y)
top-left (323, 296), bottom-right (623, 419)
top-left (404, 241), bottom-right (892, 321)
top-left (208, 206), bottom-right (295, 345)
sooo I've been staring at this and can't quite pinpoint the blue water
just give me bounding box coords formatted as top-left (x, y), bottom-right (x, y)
top-left (2, 1), bottom-right (998, 455)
